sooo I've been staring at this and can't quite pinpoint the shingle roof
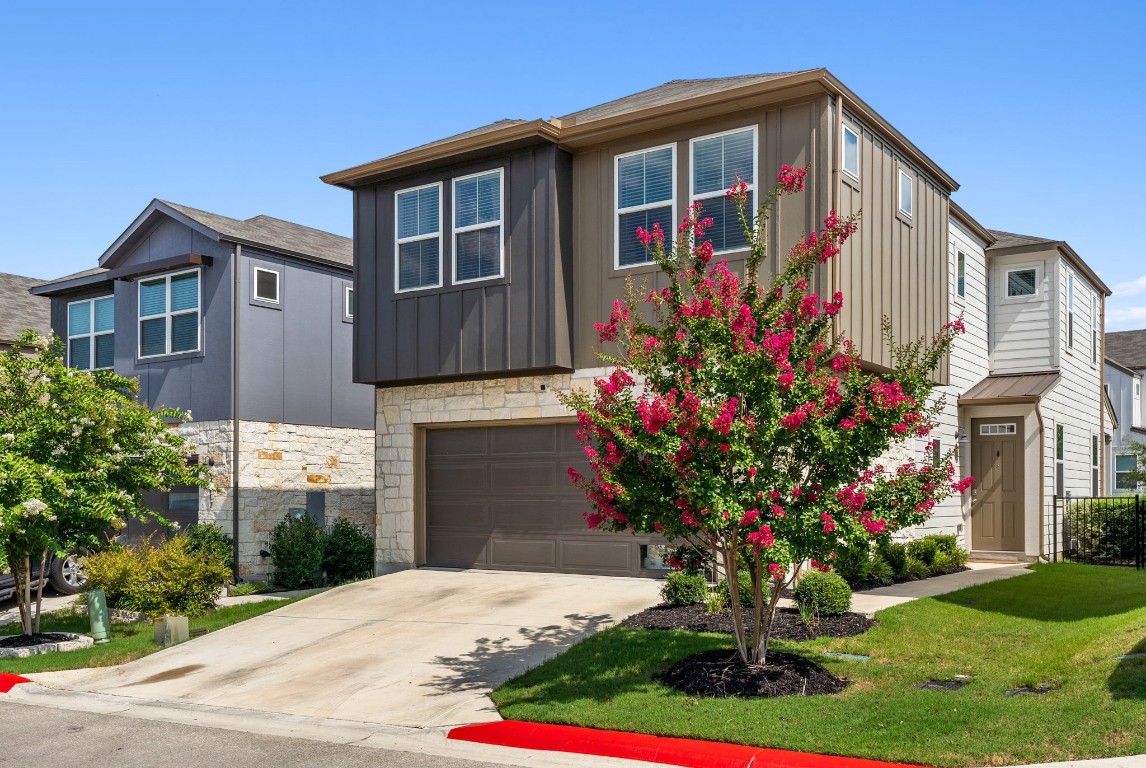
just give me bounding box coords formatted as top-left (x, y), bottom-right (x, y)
top-left (560, 72), bottom-right (807, 124)
top-left (161, 201), bottom-right (353, 267)
top-left (0, 272), bottom-right (51, 343)
top-left (986, 230), bottom-right (1058, 250)
top-left (1106, 329), bottom-right (1146, 370)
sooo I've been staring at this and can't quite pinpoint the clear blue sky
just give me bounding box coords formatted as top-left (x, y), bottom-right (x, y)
top-left (2, 1), bottom-right (1143, 329)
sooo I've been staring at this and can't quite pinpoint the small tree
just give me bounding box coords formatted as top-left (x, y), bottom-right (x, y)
top-left (562, 167), bottom-right (970, 665)
top-left (0, 333), bottom-right (210, 635)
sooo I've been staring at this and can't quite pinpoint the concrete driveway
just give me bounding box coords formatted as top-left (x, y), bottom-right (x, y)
top-left (29, 569), bottom-right (661, 729)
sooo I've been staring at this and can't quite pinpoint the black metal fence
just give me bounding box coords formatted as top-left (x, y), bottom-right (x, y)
top-left (1053, 495), bottom-right (1144, 568)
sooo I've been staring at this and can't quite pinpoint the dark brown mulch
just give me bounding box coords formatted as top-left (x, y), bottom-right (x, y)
top-left (0, 632), bottom-right (73, 649)
top-left (850, 565), bottom-right (970, 592)
top-left (620, 604), bottom-right (876, 641)
top-left (660, 649), bottom-right (848, 698)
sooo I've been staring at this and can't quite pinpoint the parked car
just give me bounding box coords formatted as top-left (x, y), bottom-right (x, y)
top-left (0, 551), bottom-right (88, 602)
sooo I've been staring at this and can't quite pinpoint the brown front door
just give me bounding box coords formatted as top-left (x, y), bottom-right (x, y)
top-left (971, 418), bottom-right (1025, 551)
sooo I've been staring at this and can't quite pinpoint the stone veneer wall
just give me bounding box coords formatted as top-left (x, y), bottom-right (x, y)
top-left (375, 368), bottom-right (607, 572)
top-left (178, 419), bottom-right (375, 579)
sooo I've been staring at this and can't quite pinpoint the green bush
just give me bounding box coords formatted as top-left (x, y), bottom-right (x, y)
top-left (661, 571), bottom-right (708, 606)
top-left (227, 580), bottom-right (269, 597)
top-left (906, 537), bottom-right (940, 567)
top-left (899, 556), bottom-right (930, 581)
top-left (833, 543), bottom-right (873, 587)
top-left (1065, 498), bottom-right (1139, 563)
top-left (82, 535), bottom-right (230, 617)
top-left (323, 518), bottom-right (374, 585)
top-left (929, 550), bottom-right (954, 575)
top-left (878, 541), bottom-right (909, 575)
top-left (868, 554), bottom-right (895, 585)
top-left (704, 587), bottom-right (728, 613)
top-left (793, 571), bottom-right (852, 618)
top-left (185, 523), bottom-right (233, 570)
top-left (717, 569), bottom-right (757, 610)
top-left (269, 514), bottom-right (325, 590)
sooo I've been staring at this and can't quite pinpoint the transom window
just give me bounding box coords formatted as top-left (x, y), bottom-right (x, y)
top-left (897, 169), bottom-right (914, 217)
top-left (956, 251), bottom-right (966, 298)
top-left (616, 145), bottom-right (674, 268)
top-left (691, 127), bottom-right (755, 254)
top-left (395, 183), bottom-right (442, 292)
top-left (980, 423), bottom-right (1017, 435)
top-left (1006, 268), bottom-right (1038, 297)
top-left (253, 267), bottom-right (280, 303)
top-left (453, 169), bottom-right (503, 283)
top-left (67, 296), bottom-right (114, 370)
top-left (1115, 454), bottom-right (1139, 490)
top-left (138, 270), bottom-right (201, 358)
top-left (842, 125), bottom-right (860, 179)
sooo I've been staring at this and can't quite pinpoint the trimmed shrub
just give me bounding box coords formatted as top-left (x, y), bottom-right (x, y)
top-left (906, 537), bottom-right (940, 567)
top-left (794, 571), bottom-right (852, 618)
top-left (717, 569), bottom-right (757, 610)
top-left (323, 518), bottom-right (374, 585)
top-left (868, 554), bottom-right (895, 586)
top-left (185, 523), bottom-right (233, 570)
top-left (1065, 498), bottom-right (1139, 563)
top-left (899, 556), bottom-right (930, 581)
top-left (878, 541), bottom-right (909, 575)
top-left (833, 543), bottom-right (873, 587)
top-left (81, 543), bottom-right (138, 609)
top-left (269, 514), bottom-right (325, 590)
top-left (661, 571), bottom-right (708, 606)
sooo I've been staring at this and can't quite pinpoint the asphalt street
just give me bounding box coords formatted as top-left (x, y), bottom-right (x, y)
top-left (0, 701), bottom-right (500, 768)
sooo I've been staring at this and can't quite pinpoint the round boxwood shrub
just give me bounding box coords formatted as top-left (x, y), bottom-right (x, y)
top-left (323, 518), bottom-right (374, 585)
top-left (793, 571), bottom-right (852, 617)
top-left (269, 514), bottom-right (325, 590)
top-left (661, 571), bottom-right (708, 606)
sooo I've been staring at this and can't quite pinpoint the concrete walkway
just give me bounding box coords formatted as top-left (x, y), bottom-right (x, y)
top-left (849, 561), bottom-right (1032, 615)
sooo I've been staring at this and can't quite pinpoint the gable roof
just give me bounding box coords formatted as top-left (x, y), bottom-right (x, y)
top-left (0, 272), bottom-right (51, 343)
top-left (987, 229), bottom-right (1111, 296)
top-left (1106, 329), bottom-right (1146, 370)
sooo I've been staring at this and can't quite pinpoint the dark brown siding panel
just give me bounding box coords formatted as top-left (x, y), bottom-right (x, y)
top-left (353, 142), bottom-right (572, 385)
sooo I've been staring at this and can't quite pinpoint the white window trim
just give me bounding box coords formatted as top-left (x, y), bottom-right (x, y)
top-left (1003, 265), bottom-right (1041, 301)
top-left (955, 250), bottom-right (967, 301)
top-left (394, 181), bottom-right (443, 294)
top-left (897, 168), bottom-right (914, 218)
top-left (1066, 270), bottom-right (1075, 352)
top-left (1091, 295), bottom-right (1099, 366)
top-left (137, 268), bottom-right (202, 359)
top-left (343, 284), bottom-right (354, 320)
top-left (252, 266), bottom-right (280, 304)
top-left (841, 124), bottom-right (860, 181)
top-left (66, 296), bottom-right (115, 371)
top-left (613, 143), bottom-right (677, 270)
top-left (1114, 452), bottom-right (1139, 491)
top-left (451, 168), bottom-right (505, 286)
top-left (689, 124), bottom-right (758, 256)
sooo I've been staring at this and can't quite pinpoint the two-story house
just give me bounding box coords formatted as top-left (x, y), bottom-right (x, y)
top-left (31, 200), bottom-right (375, 578)
top-left (323, 69), bottom-right (1110, 575)
top-left (0, 272), bottom-right (50, 351)
top-left (1105, 329), bottom-right (1146, 492)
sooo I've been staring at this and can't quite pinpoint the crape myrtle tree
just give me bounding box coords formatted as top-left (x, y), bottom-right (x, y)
top-left (561, 167), bottom-right (971, 665)
top-left (0, 332), bottom-right (210, 636)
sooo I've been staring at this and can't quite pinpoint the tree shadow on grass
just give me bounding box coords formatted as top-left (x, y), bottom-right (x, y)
top-left (1109, 636), bottom-right (1146, 700)
top-left (931, 563), bottom-right (1146, 623)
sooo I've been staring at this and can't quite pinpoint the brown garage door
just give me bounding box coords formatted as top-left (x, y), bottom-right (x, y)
top-left (425, 423), bottom-right (661, 576)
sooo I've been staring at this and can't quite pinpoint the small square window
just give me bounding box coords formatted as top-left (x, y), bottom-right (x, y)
top-left (842, 125), bottom-right (859, 180)
top-left (1007, 268), bottom-right (1038, 297)
top-left (254, 267), bottom-right (280, 303)
top-left (898, 169), bottom-right (913, 217)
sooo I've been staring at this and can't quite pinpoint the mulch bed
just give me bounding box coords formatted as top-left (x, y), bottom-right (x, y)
top-left (0, 632), bottom-right (73, 649)
top-left (849, 565), bottom-right (970, 592)
top-left (660, 649), bottom-right (848, 698)
top-left (620, 603), bottom-right (876, 641)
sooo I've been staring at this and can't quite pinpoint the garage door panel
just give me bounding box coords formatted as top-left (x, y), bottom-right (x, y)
top-left (428, 462), bottom-right (489, 493)
top-left (556, 499), bottom-right (593, 531)
top-left (492, 500), bottom-right (558, 529)
top-left (491, 424), bottom-right (557, 454)
top-left (491, 461), bottom-right (557, 491)
top-left (427, 428), bottom-right (488, 457)
top-left (429, 498), bottom-right (490, 529)
top-left (560, 539), bottom-right (634, 572)
top-left (491, 537), bottom-right (557, 568)
top-left (557, 424), bottom-right (584, 453)
top-left (426, 531), bottom-right (490, 568)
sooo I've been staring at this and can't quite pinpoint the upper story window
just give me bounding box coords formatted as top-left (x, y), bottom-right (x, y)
top-left (67, 296), bottom-right (114, 371)
top-left (453, 169), bottom-right (504, 283)
top-left (1066, 271), bottom-right (1076, 350)
top-left (956, 251), bottom-right (966, 299)
top-left (1091, 295), bottom-right (1099, 365)
top-left (897, 169), bottom-right (914, 218)
top-left (253, 267), bottom-right (280, 303)
top-left (344, 285), bottom-right (355, 320)
top-left (139, 269), bottom-right (200, 358)
top-left (616, 145), bottom-right (675, 268)
top-left (841, 125), bottom-right (860, 180)
top-left (395, 182), bottom-right (442, 292)
top-left (1006, 267), bottom-right (1038, 297)
top-left (691, 127), bottom-right (755, 254)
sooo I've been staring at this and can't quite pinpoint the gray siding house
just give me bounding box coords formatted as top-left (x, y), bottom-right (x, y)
top-left (1105, 329), bottom-right (1146, 492)
top-left (32, 200), bottom-right (374, 578)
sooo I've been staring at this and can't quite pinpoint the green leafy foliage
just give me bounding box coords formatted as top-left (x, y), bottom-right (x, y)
top-left (703, 586), bottom-right (728, 613)
top-left (717, 569), bottom-right (756, 610)
top-left (227, 580), bottom-right (269, 597)
top-left (878, 541), bottom-right (909, 576)
top-left (793, 570), bottom-right (852, 619)
top-left (661, 571), bottom-right (708, 606)
top-left (185, 523), bottom-right (233, 570)
top-left (269, 514), bottom-right (325, 590)
top-left (82, 535), bottom-right (230, 616)
top-left (899, 557), bottom-right (930, 581)
top-left (322, 518), bottom-right (375, 585)
top-left (1066, 497), bottom-right (1140, 564)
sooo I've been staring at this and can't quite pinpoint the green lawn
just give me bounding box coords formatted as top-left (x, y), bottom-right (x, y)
top-left (0, 597), bottom-right (303, 675)
top-left (493, 564), bottom-right (1146, 767)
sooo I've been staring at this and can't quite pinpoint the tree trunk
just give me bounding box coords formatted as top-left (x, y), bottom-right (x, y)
top-left (721, 545), bottom-right (749, 664)
top-left (21, 554), bottom-right (33, 636)
top-left (747, 555), bottom-right (765, 664)
top-left (758, 573), bottom-right (793, 667)
top-left (11, 565), bottom-right (30, 636)
top-left (33, 548), bottom-right (48, 635)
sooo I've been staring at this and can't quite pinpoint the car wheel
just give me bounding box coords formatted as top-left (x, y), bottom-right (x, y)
top-left (49, 551), bottom-right (88, 595)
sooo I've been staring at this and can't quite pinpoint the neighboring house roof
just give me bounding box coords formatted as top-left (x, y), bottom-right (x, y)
top-left (1106, 329), bottom-right (1146, 370)
top-left (322, 68), bottom-right (958, 193)
top-left (958, 371), bottom-right (1061, 405)
top-left (987, 229), bottom-right (1111, 296)
top-left (1106, 355), bottom-right (1142, 378)
top-left (0, 272), bottom-right (51, 343)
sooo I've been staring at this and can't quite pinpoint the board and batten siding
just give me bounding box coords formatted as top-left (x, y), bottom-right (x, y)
top-left (836, 111), bottom-right (949, 384)
top-left (571, 97), bottom-right (833, 370)
top-left (352, 143), bottom-right (574, 386)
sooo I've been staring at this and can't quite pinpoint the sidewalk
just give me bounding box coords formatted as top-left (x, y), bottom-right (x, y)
top-left (848, 561), bottom-right (1032, 614)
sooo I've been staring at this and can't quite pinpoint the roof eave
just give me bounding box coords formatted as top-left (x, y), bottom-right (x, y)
top-left (30, 273), bottom-right (114, 297)
top-left (949, 201), bottom-right (996, 246)
top-left (219, 235), bottom-right (352, 272)
top-left (1105, 356), bottom-right (1141, 377)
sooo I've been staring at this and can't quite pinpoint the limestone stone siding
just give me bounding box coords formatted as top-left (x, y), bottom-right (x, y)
top-left (178, 419), bottom-right (375, 579)
top-left (374, 368), bottom-right (608, 572)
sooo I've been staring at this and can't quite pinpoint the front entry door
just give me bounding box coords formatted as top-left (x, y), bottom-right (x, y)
top-left (971, 418), bottom-right (1025, 551)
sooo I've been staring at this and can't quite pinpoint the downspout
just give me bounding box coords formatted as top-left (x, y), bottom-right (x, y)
top-left (231, 245), bottom-right (242, 581)
top-left (1035, 401), bottom-right (1046, 561)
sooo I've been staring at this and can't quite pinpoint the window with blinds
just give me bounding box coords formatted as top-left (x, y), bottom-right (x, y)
top-left (453, 169), bottom-right (503, 283)
top-left (616, 144), bottom-right (674, 267)
top-left (691, 127), bottom-right (755, 254)
top-left (67, 295), bottom-right (115, 370)
top-left (138, 269), bottom-right (200, 358)
top-left (395, 183), bottom-right (442, 291)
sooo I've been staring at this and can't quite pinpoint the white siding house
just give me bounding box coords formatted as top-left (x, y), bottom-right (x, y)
top-left (1104, 328), bottom-right (1146, 494)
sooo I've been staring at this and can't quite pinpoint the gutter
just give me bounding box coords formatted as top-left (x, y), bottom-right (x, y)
top-left (231, 245), bottom-right (242, 580)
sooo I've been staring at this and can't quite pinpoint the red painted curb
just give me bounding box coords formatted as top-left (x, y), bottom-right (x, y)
top-left (0, 674), bottom-right (32, 694)
top-left (448, 721), bottom-right (924, 768)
